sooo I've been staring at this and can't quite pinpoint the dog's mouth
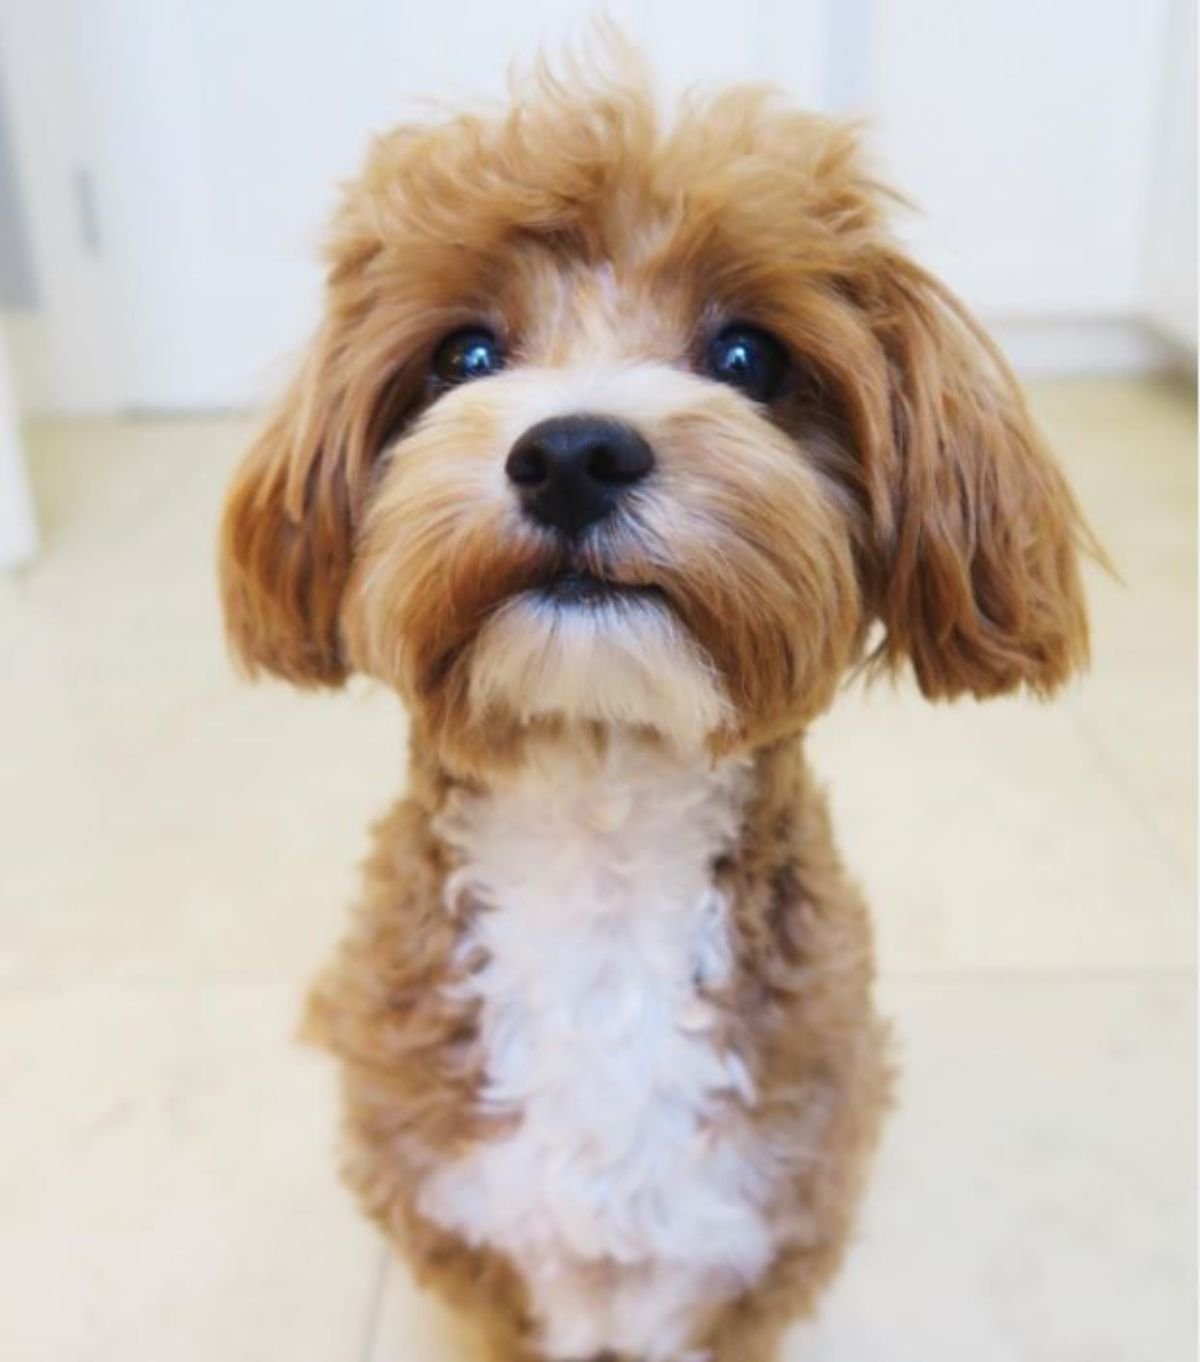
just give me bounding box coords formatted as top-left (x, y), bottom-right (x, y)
top-left (466, 559), bottom-right (726, 746)
top-left (537, 569), bottom-right (666, 609)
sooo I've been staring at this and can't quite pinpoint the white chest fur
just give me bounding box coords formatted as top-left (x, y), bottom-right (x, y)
top-left (419, 740), bottom-right (777, 1361)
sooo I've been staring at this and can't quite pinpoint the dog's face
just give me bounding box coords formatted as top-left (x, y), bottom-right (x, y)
top-left (220, 70), bottom-right (1090, 769)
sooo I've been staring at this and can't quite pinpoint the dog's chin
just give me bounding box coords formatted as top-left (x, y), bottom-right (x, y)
top-left (465, 571), bottom-right (731, 752)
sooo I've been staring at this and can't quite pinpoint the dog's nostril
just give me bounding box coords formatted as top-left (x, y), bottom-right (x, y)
top-left (505, 444), bottom-right (549, 487)
top-left (586, 438), bottom-right (651, 486)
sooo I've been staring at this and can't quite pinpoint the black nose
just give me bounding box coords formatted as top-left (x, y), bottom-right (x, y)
top-left (505, 415), bottom-right (654, 537)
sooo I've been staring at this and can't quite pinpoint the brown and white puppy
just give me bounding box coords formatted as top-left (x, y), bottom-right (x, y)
top-left (219, 53), bottom-right (1091, 1362)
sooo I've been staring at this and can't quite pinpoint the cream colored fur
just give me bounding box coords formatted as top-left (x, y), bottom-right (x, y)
top-left (469, 594), bottom-right (730, 749)
top-left (420, 737), bottom-right (772, 1359)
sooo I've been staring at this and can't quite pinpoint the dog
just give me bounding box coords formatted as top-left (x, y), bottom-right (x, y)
top-left (218, 50), bottom-right (1091, 1362)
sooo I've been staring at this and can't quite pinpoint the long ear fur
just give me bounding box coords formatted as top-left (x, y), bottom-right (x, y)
top-left (218, 325), bottom-right (374, 687)
top-left (867, 255), bottom-right (1094, 699)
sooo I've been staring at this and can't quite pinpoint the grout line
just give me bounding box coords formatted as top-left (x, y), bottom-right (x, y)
top-left (877, 965), bottom-right (1196, 983)
top-left (0, 963), bottom-right (1195, 997)
top-left (357, 1246), bottom-right (390, 1362)
top-left (4, 964), bottom-right (1189, 1000)
top-left (1067, 704), bottom-right (1195, 893)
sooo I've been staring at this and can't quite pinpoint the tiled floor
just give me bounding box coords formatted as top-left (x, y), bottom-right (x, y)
top-left (0, 378), bottom-right (1194, 1361)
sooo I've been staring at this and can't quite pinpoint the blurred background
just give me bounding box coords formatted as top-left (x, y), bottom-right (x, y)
top-left (0, 3), bottom-right (1195, 1362)
top-left (0, 0), bottom-right (1196, 433)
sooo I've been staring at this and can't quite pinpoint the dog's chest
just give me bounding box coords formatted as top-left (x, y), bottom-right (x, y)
top-left (419, 744), bottom-right (776, 1360)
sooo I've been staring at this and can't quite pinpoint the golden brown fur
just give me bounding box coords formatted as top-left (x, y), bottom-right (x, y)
top-left (219, 48), bottom-right (1091, 1362)
top-left (306, 732), bottom-right (889, 1361)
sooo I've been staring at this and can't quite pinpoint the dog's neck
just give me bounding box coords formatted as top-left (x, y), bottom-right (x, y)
top-left (415, 728), bottom-right (774, 1356)
top-left (432, 728), bottom-right (754, 913)
top-left (406, 721), bottom-right (811, 852)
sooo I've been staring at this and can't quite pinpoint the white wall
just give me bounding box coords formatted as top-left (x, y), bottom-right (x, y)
top-left (1144, 0), bottom-right (1197, 351)
top-left (864, 0), bottom-right (1172, 318)
top-left (0, 0), bottom-right (1190, 414)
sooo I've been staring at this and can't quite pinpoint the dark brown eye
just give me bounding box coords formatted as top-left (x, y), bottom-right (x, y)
top-left (706, 325), bottom-right (788, 402)
top-left (432, 327), bottom-right (505, 387)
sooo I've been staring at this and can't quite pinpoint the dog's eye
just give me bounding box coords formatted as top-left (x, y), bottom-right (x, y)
top-left (432, 328), bottom-right (505, 387)
top-left (706, 325), bottom-right (788, 402)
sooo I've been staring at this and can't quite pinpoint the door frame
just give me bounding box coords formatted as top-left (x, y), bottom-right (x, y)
top-left (0, 325), bottom-right (37, 568)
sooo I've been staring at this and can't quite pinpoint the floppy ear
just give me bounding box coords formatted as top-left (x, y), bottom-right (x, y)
top-left (217, 124), bottom-right (477, 688)
top-left (218, 322), bottom-right (388, 687)
top-left (866, 254), bottom-right (1093, 699)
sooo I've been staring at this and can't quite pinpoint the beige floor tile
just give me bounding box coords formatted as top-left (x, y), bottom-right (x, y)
top-left (808, 682), bottom-right (1194, 973)
top-left (791, 972), bottom-right (1196, 1362)
top-left (368, 1260), bottom-right (487, 1362)
top-left (0, 667), bottom-right (405, 984)
top-left (0, 416), bottom-right (406, 984)
top-left (1063, 560), bottom-right (1197, 884)
top-left (1036, 376), bottom-right (1197, 882)
top-left (0, 978), bottom-right (383, 1362)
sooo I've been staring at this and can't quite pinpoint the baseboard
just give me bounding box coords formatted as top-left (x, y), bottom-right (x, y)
top-left (987, 315), bottom-right (1192, 379)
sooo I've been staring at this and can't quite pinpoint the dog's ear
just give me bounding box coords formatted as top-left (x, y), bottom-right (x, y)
top-left (218, 320), bottom-right (391, 687)
top-left (218, 135), bottom-right (461, 687)
top-left (863, 254), bottom-right (1093, 699)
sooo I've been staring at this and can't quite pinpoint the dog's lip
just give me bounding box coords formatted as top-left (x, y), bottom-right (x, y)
top-left (538, 570), bottom-right (663, 607)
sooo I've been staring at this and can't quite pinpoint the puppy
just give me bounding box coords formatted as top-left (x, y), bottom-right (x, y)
top-left (219, 53), bottom-right (1090, 1362)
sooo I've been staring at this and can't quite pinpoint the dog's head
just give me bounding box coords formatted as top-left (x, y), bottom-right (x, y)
top-left (220, 62), bottom-right (1090, 769)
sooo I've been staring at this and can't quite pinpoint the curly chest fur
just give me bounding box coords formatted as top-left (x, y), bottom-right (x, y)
top-left (417, 742), bottom-right (780, 1360)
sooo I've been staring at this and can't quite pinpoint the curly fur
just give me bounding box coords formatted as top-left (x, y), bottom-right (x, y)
top-left (218, 43), bottom-right (1091, 1362)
